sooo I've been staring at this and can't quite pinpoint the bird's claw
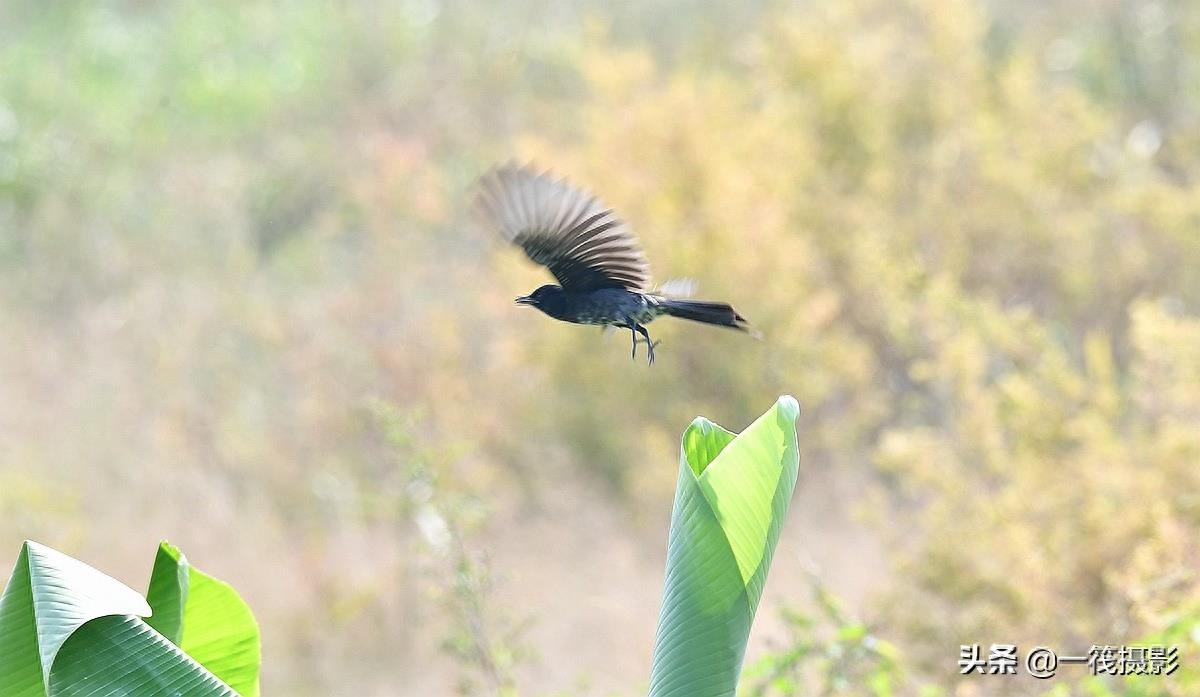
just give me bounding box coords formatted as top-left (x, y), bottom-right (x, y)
top-left (645, 339), bottom-right (660, 365)
top-left (630, 335), bottom-right (660, 365)
top-left (629, 324), bottom-right (659, 365)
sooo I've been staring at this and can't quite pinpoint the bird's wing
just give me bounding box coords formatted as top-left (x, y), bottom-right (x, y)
top-left (472, 163), bottom-right (651, 292)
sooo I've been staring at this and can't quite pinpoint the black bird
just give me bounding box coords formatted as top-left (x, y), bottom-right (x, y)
top-left (473, 164), bottom-right (755, 364)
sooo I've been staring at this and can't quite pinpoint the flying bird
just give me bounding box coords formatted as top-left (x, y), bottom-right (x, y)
top-left (473, 163), bottom-right (755, 364)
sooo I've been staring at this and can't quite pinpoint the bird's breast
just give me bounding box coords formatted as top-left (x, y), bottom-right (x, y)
top-left (557, 289), bottom-right (657, 326)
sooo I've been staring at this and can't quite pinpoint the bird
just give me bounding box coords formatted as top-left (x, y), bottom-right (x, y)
top-left (472, 163), bottom-right (756, 364)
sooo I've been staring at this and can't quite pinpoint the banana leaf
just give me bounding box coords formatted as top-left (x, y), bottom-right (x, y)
top-left (648, 395), bottom-right (801, 697)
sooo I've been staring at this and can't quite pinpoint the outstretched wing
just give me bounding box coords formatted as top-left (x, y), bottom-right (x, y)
top-left (473, 163), bottom-right (651, 292)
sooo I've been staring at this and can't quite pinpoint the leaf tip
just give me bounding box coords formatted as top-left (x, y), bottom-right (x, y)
top-left (157, 541), bottom-right (184, 563)
top-left (776, 395), bottom-right (800, 423)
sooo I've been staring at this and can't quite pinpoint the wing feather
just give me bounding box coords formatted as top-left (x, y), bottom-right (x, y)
top-left (472, 164), bottom-right (651, 292)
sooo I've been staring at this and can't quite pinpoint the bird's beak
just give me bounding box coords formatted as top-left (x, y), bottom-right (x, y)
top-left (514, 295), bottom-right (534, 306)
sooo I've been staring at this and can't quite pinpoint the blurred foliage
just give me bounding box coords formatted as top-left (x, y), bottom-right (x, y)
top-left (2, 0), bottom-right (1199, 694)
top-left (744, 584), bottom-right (1200, 697)
top-left (370, 402), bottom-right (530, 697)
top-left (743, 578), bottom-right (924, 697)
top-left (1040, 603), bottom-right (1200, 697)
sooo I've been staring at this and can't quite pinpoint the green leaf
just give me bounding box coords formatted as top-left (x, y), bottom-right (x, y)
top-left (146, 542), bottom-right (261, 697)
top-left (49, 615), bottom-right (236, 697)
top-left (0, 541), bottom-right (150, 696)
top-left (648, 396), bottom-right (801, 697)
top-left (0, 541), bottom-right (245, 697)
top-left (0, 547), bottom-right (44, 697)
top-left (145, 543), bottom-right (189, 645)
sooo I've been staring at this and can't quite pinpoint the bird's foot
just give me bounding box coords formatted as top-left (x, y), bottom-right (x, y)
top-left (628, 333), bottom-right (660, 364)
top-left (635, 324), bottom-right (659, 366)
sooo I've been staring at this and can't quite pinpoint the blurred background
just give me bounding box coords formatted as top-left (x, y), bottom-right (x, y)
top-left (2, 1), bottom-right (1199, 695)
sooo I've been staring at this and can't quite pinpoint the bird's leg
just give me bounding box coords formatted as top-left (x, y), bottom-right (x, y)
top-left (625, 321), bottom-right (658, 362)
top-left (635, 324), bottom-right (658, 365)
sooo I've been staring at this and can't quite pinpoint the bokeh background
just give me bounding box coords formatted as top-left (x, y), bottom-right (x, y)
top-left (2, 1), bottom-right (1199, 695)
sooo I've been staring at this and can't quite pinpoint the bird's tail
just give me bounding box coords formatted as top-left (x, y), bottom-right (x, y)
top-left (659, 299), bottom-right (760, 337)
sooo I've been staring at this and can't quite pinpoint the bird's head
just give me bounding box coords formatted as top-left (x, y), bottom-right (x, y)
top-left (515, 284), bottom-right (566, 316)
